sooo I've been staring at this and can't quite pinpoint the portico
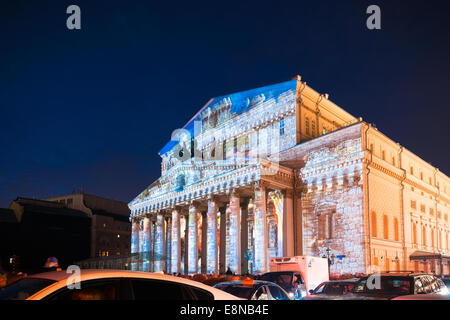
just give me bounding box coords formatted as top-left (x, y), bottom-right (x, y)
top-left (130, 159), bottom-right (295, 275)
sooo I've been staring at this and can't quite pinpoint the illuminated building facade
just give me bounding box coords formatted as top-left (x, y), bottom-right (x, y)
top-left (129, 76), bottom-right (450, 276)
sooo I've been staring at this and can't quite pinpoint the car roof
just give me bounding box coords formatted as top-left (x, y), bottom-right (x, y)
top-left (26, 269), bottom-right (241, 300)
top-left (323, 278), bottom-right (360, 283)
top-left (363, 272), bottom-right (435, 278)
top-left (215, 280), bottom-right (275, 286)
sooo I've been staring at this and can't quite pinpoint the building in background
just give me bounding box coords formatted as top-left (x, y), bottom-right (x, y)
top-left (1, 198), bottom-right (91, 272)
top-left (0, 208), bottom-right (20, 272)
top-left (0, 193), bottom-right (131, 273)
top-left (44, 193), bottom-right (131, 258)
top-left (128, 76), bottom-right (450, 277)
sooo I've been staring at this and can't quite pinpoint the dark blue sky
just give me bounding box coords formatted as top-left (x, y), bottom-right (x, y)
top-left (1, 0), bottom-right (449, 207)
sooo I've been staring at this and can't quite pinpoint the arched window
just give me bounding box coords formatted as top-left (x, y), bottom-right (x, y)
top-left (371, 212), bottom-right (377, 238)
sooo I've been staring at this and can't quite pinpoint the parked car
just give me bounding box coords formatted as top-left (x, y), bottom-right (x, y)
top-left (213, 279), bottom-right (292, 300)
top-left (441, 277), bottom-right (450, 293)
top-left (0, 269), bottom-right (242, 300)
top-left (344, 272), bottom-right (448, 300)
top-left (302, 279), bottom-right (360, 300)
top-left (392, 293), bottom-right (449, 300)
top-left (259, 271), bottom-right (306, 299)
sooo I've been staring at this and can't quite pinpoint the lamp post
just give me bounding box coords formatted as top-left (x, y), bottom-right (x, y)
top-left (321, 247), bottom-right (336, 274)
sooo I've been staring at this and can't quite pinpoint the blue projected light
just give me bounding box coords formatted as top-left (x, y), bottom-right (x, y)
top-left (158, 79), bottom-right (297, 156)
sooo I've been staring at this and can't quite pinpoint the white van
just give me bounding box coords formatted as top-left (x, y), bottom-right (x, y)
top-left (268, 256), bottom-right (329, 294)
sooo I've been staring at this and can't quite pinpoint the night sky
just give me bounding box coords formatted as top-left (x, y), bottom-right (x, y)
top-left (1, 0), bottom-right (449, 208)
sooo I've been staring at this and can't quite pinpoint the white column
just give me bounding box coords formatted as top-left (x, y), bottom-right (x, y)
top-left (155, 213), bottom-right (164, 272)
top-left (131, 218), bottom-right (140, 271)
top-left (131, 218), bottom-right (140, 254)
top-left (228, 190), bottom-right (241, 274)
top-left (171, 209), bottom-right (181, 274)
top-left (142, 217), bottom-right (151, 272)
top-left (254, 185), bottom-right (267, 273)
top-left (206, 199), bottom-right (218, 274)
top-left (188, 204), bottom-right (199, 274)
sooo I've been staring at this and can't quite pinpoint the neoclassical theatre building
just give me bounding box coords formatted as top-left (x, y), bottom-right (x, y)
top-left (129, 76), bottom-right (450, 277)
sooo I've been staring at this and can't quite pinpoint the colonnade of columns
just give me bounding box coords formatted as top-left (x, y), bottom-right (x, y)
top-left (131, 185), bottom-right (294, 275)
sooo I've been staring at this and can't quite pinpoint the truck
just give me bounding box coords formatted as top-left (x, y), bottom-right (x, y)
top-left (263, 256), bottom-right (329, 298)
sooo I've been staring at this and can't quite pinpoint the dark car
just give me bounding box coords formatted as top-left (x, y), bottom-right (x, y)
top-left (213, 279), bottom-right (292, 300)
top-left (442, 278), bottom-right (450, 293)
top-left (259, 271), bottom-right (305, 299)
top-left (302, 279), bottom-right (359, 300)
top-left (344, 272), bottom-right (448, 300)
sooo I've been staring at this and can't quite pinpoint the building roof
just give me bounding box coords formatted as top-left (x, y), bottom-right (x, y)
top-left (158, 79), bottom-right (298, 156)
top-left (12, 197), bottom-right (89, 219)
top-left (0, 208), bottom-right (18, 223)
top-left (82, 193), bottom-right (130, 217)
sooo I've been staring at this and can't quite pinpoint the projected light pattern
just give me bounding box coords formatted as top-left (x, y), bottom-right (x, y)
top-left (188, 206), bottom-right (198, 274)
top-left (206, 201), bottom-right (218, 274)
top-left (131, 221), bottom-right (139, 254)
top-left (227, 195), bottom-right (240, 273)
top-left (171, 210), bottom-right (179, 274)
top-left (269, 191), bottom-right (284, 258)
top-left (154, 214), bottom-right (164, 272)
top-left (254, 188), bottom-right (266, 273)
top-left (180, 215), bottom-right (186, 274)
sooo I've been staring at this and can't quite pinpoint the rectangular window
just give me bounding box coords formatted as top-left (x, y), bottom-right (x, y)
top-left (279, 118), bottom-right (285, 136)
top-left (383, 215), bottom-right (389, 240)
top-left (371, 212), bottom-right (377, 238)
top-left (311, 120), bottom-right (316, 137)
top-left (394, 218), bottom-right (399, 241)
top-left (305, 117), bottom-right (310, 135)
top-left (420, 204), bottom-right (426, 213)
top-left (411, 200), bottom-right (417, 210)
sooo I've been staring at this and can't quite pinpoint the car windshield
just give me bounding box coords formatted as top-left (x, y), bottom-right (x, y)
top-left (260, 273), bottom-right (293, 287)
top-left (214, 284), bottom-right (255, 300)
top-left (313, 283), bottom-right (348, 295)
top-left (0, 278), bottom-right (57, 300)
top-left (353, 277), bottom-right (412, 296)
